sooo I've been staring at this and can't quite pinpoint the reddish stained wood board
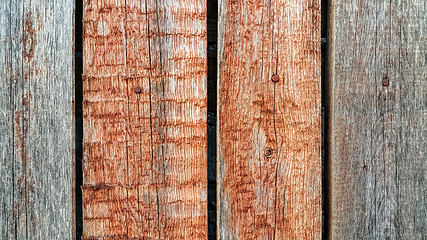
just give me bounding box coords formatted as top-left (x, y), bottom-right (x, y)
top-left (82, 0), bottom-right (207, 239)
top-left (217, 0), bottom-right (322, 239)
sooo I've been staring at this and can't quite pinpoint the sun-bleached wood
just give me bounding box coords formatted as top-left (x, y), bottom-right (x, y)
top-left (217, 0), bottom-right (322, 239)
top-left (0, 1), bottom-right (74, 239)
top-left (82, 0), bottom-right (207, 239)
top-left (328, 0), bottom-right (427, 238)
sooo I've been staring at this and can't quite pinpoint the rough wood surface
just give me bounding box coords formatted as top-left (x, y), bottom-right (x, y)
top-left (217, 0), bottom-right (322, 239)
top-left (0, 1), bottom-right (74, 239)
top-left (82, 0), bottom-right (207, 239)
top-left (329, 0), bottom-right (427, 239)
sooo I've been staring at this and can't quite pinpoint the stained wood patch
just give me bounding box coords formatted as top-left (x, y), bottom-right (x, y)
top-left (329, 0), bottom-right (427, 239)
top-left (217, 0), bottom-right (322, 239)
top-left (0, 1), bottom-right (74, 239)
top-left (82, 0), bottom-right (207, 239)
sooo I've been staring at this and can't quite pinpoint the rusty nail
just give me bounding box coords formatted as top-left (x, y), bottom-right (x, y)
top-left (264, 147), bottom-right (273, 158)
top-left (363, 164), bottom-right (367, 171)
top-left (382, 75), bottom-right (389, 86)
top-left (271, 74), bottom-right (280, 82)
top-left (134, 86), bottom-right (142, 93)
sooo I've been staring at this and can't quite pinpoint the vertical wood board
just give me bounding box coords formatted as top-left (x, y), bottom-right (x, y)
top-left (329, 0), bottom-right (427, 238)
top-left (217, 0), bottom-right (322, 239)
top-left (0, 1), bottom-right (75, 239)
top-left (82, 0), bottom-right (207, 238)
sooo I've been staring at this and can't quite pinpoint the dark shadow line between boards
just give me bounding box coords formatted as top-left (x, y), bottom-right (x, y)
top-left (321, 0), bottom-right (331, 238)
top-left (75, 0), bottom-right (83, 239)
top-left (206, 0), bottom-right (218, 239)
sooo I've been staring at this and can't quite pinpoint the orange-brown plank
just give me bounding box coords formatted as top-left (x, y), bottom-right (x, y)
top-left (82, 0), bottom-right (207, 239)
top-left (217, 0), bottom-right (322, 239)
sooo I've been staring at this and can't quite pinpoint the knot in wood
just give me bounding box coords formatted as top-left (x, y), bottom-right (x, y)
top-left (264, 147), bottom-right (274, 158)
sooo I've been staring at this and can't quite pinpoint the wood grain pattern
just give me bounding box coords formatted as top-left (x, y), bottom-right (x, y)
top-left (82, 0), bottom-right (207, 238)
top-left (329, 0), bottom-right (427, 239)
top-left (217, 0), bottom-right (322, 239)
top-left (0, 1), bottom-right (74, 239)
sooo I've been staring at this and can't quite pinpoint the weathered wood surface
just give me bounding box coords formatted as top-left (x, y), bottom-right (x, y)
top-left (217, 0), bottom-right (322, 239)
top-left (329, 0), bottom-right (427, 239)
top-left (0, 1), bottom-right (74, 239)
top-left (82, 0), bottom-right (207, 239)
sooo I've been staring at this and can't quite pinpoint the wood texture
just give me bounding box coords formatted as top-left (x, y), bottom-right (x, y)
top-left (0, 1), bottom-right (74, 239)
top-left (217, 0), bottom-right (322, 239)
top-left (82, 0), bottom-right (207, 239)
top-left (329, 0), bottom-right (427, 239)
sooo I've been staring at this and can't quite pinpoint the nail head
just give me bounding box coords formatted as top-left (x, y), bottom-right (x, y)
top-left (382, 75), bottom-right (389, 86)
top-left (271, 74), bottom-right (280, 82)
top-left (134, 86), bottom-right (142, 93)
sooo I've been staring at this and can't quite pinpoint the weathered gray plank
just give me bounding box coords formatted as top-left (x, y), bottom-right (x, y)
top-left (0, 1), bottom-right (74, 239)
top-left (0, 1), bottom-right (14, 239)
top-left (329, 0), bottom-right (427, 239)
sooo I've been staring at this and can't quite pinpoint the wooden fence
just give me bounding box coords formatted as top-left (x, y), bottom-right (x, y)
top-left (0, 0), bottom-right (425, 239)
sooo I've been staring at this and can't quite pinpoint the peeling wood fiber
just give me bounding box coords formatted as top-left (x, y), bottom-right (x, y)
top-left (217, 0), bottom-right (322, 239)
top-left (82, 0), bottom-right (207, 239)
top-left (0, 0), bottom-right (75, 239)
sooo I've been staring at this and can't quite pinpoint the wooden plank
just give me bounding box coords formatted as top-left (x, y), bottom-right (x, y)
top-left (217, 0), bottom-right (322, 239)
top-left (82, 0), bottom-right (207, 238)
top-left (0, 1), bottom-right (74, 239)
top-left (329, 0), bottom-right (427, 238)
